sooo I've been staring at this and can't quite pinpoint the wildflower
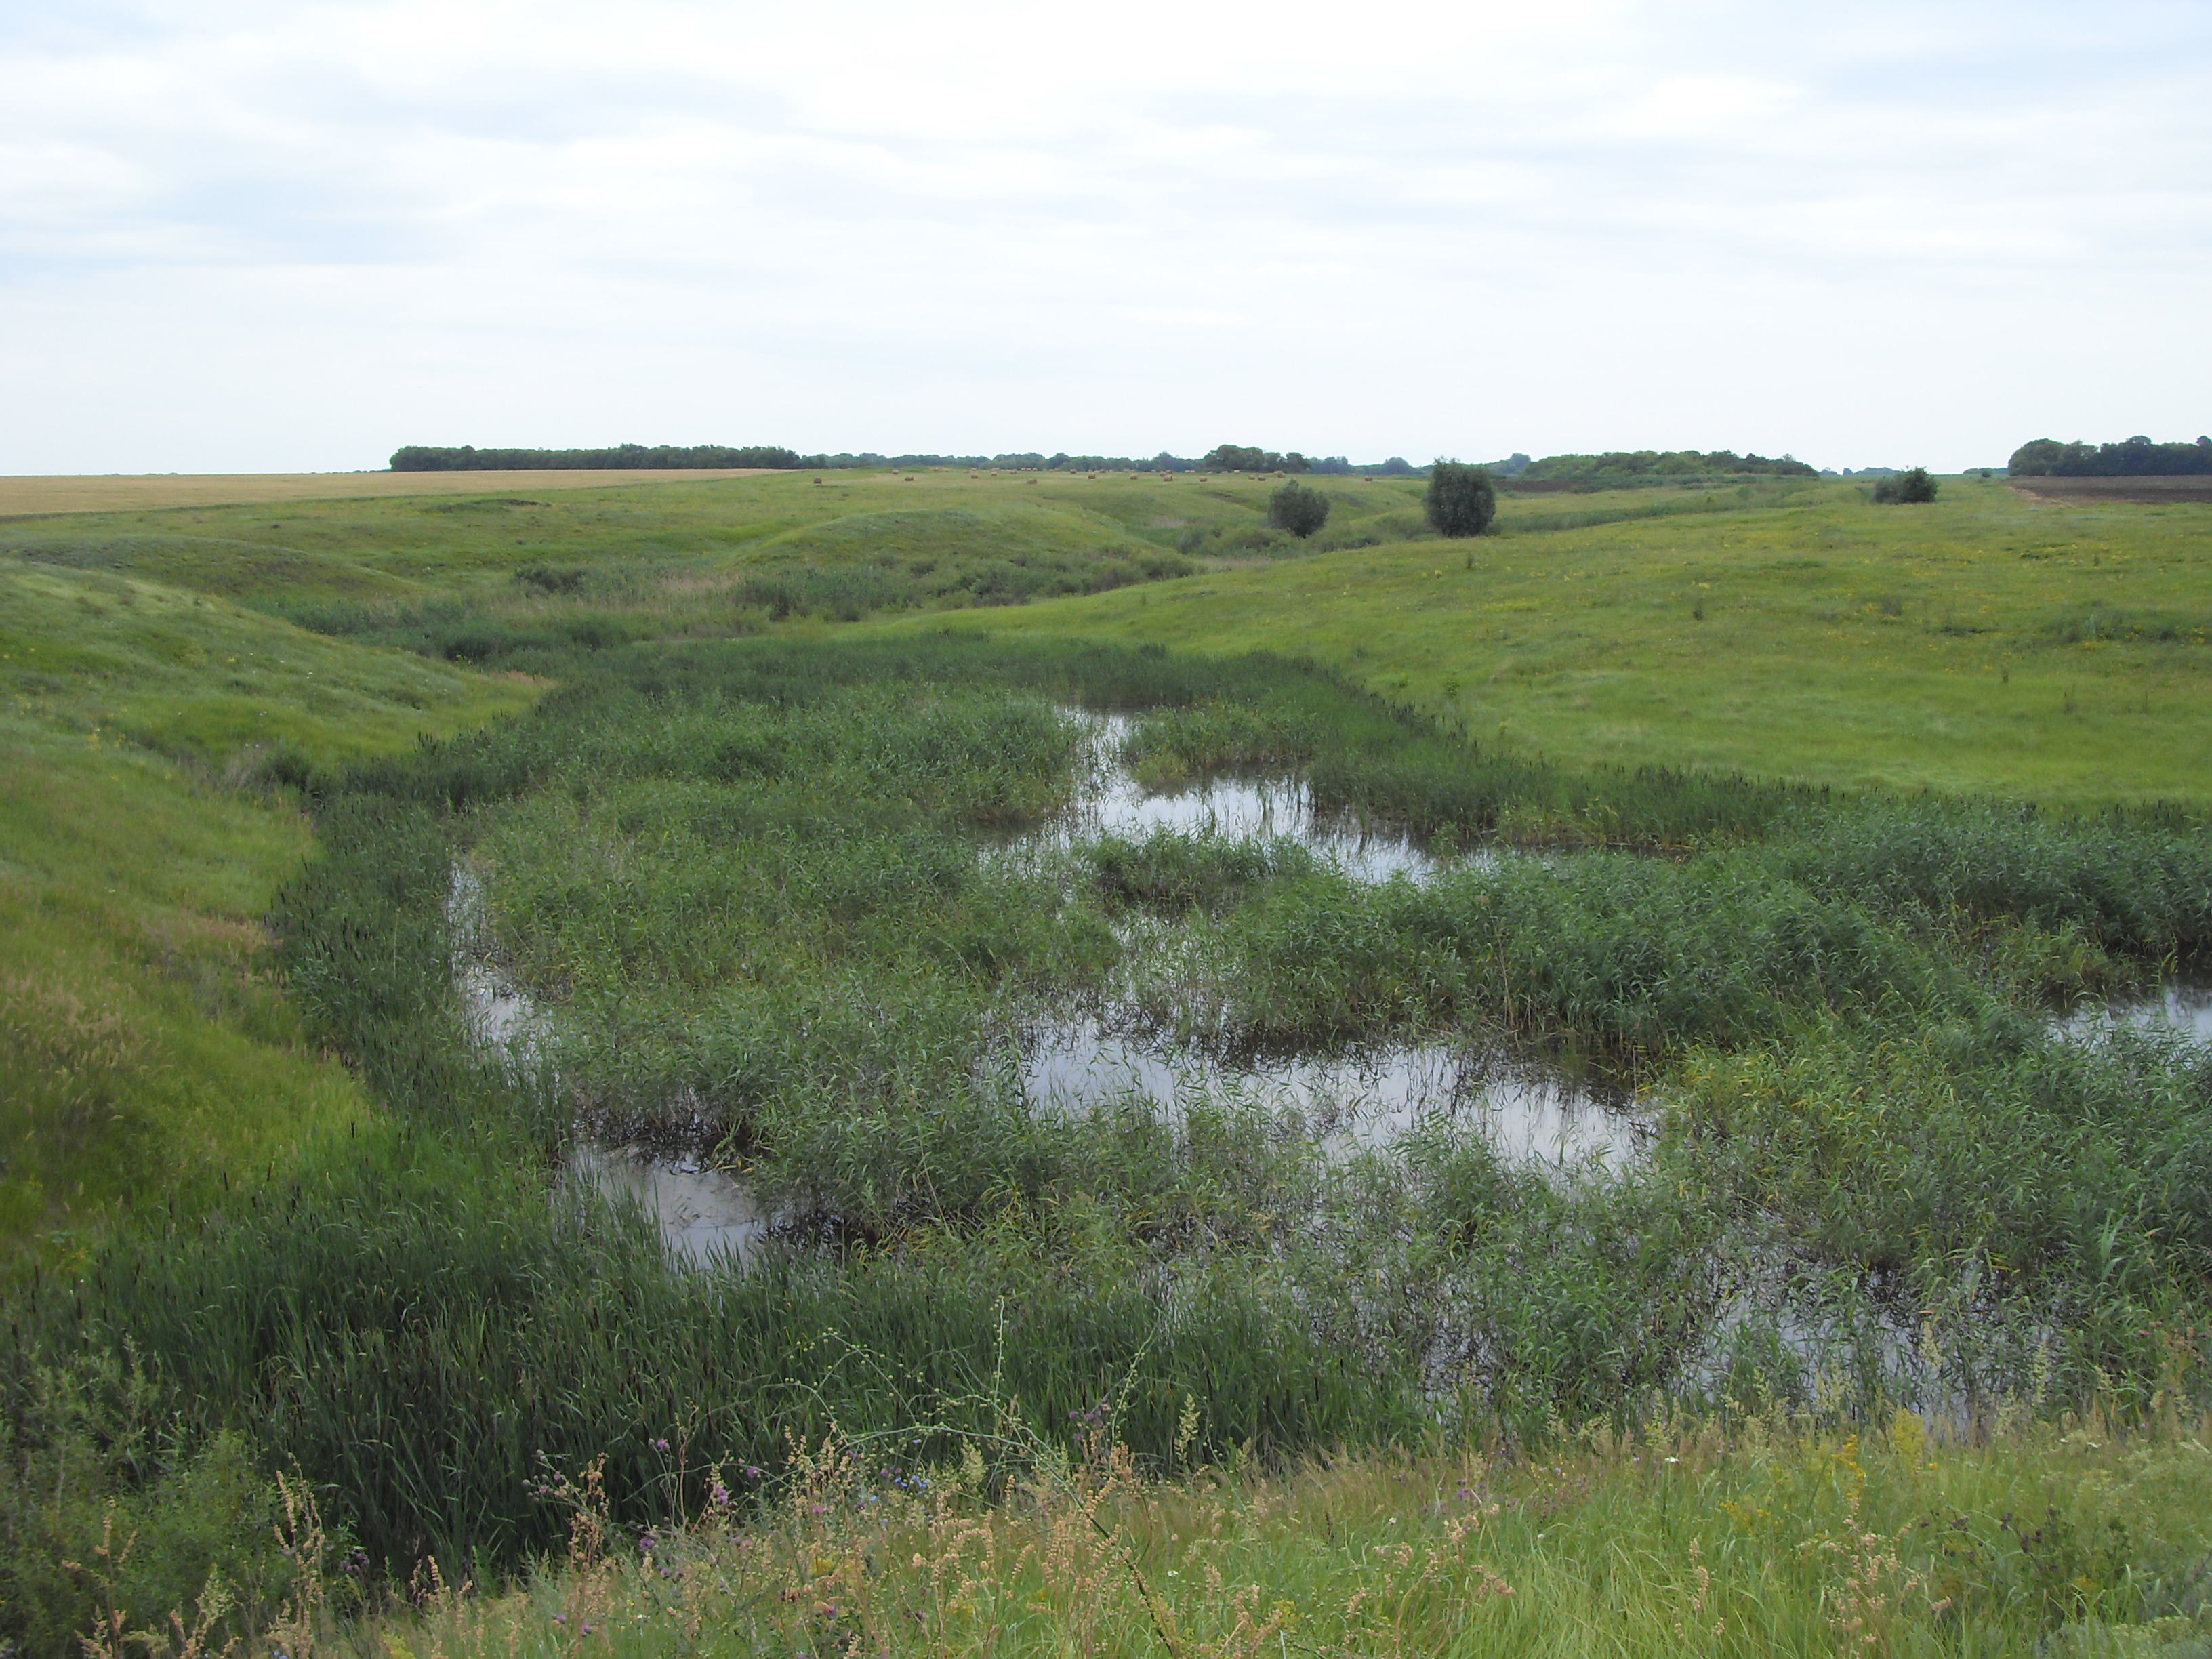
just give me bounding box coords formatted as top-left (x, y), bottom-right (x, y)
top-left (653, 1437), bottom-right (670, 1453)
top-left (746, 1465), bottom-right (763, 1479)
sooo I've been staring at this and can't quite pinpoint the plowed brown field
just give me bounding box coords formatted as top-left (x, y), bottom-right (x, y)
top-left (2007, 474), bottom-right (2212, 504)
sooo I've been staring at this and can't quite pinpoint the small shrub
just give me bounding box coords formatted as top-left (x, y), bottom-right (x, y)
top-left (1426, 462), bottom-right (1496, 537)
top-left (514, 562), bottom-right (587, 594)
top-left (1872, 468), bottom-right (1939, 505)
top-left (1266, 481), bottom-right (1330, 539)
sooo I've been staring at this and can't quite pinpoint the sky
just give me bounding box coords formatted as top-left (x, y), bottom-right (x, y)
top-left (3, 0), bottom-right (2208, 474)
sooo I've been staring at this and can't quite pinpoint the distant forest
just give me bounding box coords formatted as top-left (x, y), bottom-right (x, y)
top-left (1517, 450), bottom-right (1818, 481)
top-left (390, 444), bottom-right (805, 471)
top-left (2008, 436), bottom-right (2212, 477)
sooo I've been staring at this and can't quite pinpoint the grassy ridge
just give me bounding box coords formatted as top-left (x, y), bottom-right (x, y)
top-left (21, 468), bottom-right (2207, 802)
top-left (0, 554), bottom-right (537, 1256)
top-left (922, 476), bottom-right (2212, 804)
top-left (0, 469), bottom-right (1801, 670)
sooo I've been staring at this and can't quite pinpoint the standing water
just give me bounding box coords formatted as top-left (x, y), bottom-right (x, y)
top-left (1006, 712), bottom-right (1644, 1167)
top-left (449, 866), bottom-right (764, 1265)
top-left (2060, 980), bottom-right (2212, 1044)
top-left (1008, 710), bottom-right (1440, 883)
top-left (1021, 1023), bottom-right (1642, 1167)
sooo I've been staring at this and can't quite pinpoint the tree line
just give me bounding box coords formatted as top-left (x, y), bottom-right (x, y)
top-left (390, 444), bottom-right (805, 472)
top-left (388, 444), bottom-right (1407, 475)
top-left (2008, 436), bottom-right (2212, 477)
top-left (1518, 449), bottom-right (1819, 480)
top-left (391, 442), bottom-right (1841, 482)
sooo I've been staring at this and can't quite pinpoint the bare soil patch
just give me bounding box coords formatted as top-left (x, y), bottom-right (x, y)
top-left (2007, 475), bottom-right (2212, 505)
top-left (0, 468), bottom-right (781, 518)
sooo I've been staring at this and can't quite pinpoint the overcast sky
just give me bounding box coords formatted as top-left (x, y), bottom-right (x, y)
top-left (3, 0), bottom-right (2207, 474)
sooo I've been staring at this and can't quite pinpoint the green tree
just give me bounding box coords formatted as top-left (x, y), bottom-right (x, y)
top-left (1267, 481), bottom-right (1330, 538)
top-left (1872, 467), bottom-right (1938, 504)
top-left (1425, 461), bottom-right (1496, 537)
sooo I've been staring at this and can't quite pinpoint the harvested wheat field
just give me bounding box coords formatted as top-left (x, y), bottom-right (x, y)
top-left (0, 468), bottom-right (779, 517)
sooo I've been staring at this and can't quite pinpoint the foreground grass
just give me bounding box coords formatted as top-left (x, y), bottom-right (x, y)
top-left (355, 1410), bottom-right (2212, 1659)
top-left (921, 476), bottom-right (2212, 804)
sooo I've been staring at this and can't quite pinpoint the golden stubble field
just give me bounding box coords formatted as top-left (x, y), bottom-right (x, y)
top-left (0, 468), bottom-right (780, 516)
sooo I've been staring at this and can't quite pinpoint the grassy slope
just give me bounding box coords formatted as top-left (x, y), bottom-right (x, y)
top-left (0, 556), bottom-right (537, 1261)
top-left (891, 476), bottom-right (2212, 806)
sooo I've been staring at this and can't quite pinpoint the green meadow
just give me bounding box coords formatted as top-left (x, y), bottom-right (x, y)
top-left (15, 467), bottom-right (2201, 800)
top-left (3, 466), bottom-right (2211, 1656)
top-left (939, 474), bottom-right (2212, 804)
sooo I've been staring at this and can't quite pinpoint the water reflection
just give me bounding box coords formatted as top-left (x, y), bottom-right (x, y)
top-left (1017, 710), bottom-right (1439, 883)
top-left (1022, 1022), bottom-right (1643, 1168)
top-left (450, 867), bottom-right (545, 1053)
top-left (2059, 981), bottom-right (2212, 1044)
top-left (570, 1145), bottom-right (768, 1268)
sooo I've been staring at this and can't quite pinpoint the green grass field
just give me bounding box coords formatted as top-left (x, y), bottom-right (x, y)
top-left (919, 476), bottom-right (2212, 804)
top-left (4, 466), bottom-right (2211, 1657)
top-left (14, 467), bottom-right (2198, 802)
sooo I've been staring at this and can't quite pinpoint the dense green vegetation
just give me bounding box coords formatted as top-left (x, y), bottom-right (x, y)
top-left (1873, 466), bottom-right (1940, 504)
top-left (1265, 480), bottom-right (1328, 537)
top-left (1517, 449), bottom-right (1820, 483)
top-left (2011, 435), bottom-right (2212, 477)
top-left (1201, 444), bottom-right (1311, 473)
top-left (4, 468), bottom-right (2211, 1654)
top-left (1427, 462), bottom-right (1498, 537)
top-left (11, 630), bottom-right (2212, 1643)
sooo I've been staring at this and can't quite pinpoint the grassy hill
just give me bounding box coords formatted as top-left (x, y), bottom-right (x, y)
top-left (905, 474), bottom-right (2212, 804)
top-left (0, 554), bottom-right (535, 1256)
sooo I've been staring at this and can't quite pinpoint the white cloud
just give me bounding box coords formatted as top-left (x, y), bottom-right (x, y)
top-left (1, 0), bottom-right (2207, 471)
